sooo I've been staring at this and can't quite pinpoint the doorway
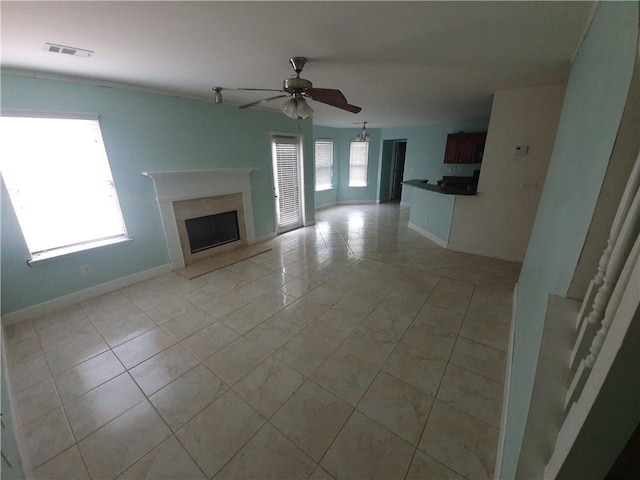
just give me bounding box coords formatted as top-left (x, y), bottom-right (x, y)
top-left (271, 135), bottom-right (304, 234)
top-left (391, 140), bottom-right (407, 201)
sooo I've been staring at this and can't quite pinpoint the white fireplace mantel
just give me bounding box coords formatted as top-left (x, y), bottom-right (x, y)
top-left (142, 168), bottom-right (257, 269)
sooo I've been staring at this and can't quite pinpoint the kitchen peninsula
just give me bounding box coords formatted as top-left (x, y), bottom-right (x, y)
top-left (402, 178), bottom-right (477, 247)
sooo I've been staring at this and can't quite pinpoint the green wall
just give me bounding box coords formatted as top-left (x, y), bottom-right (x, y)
top-left (1, 75), bottom-right (313, 315)
top-left (500, 2), bottom-right (639, 477)
top-left (336, 128), bottom-right (382, 203)
top-left (381, 119), bottom-right (489, 205)
top-left (407, 187), bottom-right (456, 243)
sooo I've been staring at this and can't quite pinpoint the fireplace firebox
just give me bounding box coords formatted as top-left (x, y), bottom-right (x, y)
top-left (185, 210), bottom-right (240, 254)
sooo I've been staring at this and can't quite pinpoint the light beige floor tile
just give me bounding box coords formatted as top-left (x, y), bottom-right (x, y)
top-left (216, 423), bottom-right (316, 479)
top-left (204, 337), bottom-right (272, 386)
top-left (154, 271), bottom-right (206, 295)
top-left (357, 371), bottom-right (433, 446)
top-left (436, 277), bottom-right (476, 297)
top-left (201, 269), bottom-right (250, 291)
top-left (310, 466), bottom-right (336, 480)
top-left (413, 303), bottom-right (465, 335)
top-left (120, 279), bottom-right (178, 310)
top-left (118, 435), bottom-right (206, 479)
top-left (30, 446), bottom-right (89, 480)
top-left (339, 326), bottom-right (396, 368)
top-left (175, 390), bottom-right (265, 478)
top-left (243, 317), bottom-right (300, 351)
top-left (99, 312), bottom-right (158, 349)
top-left (302, 309), bottom-right (359, 345)
top-left (37, 317), bottom-right (98, 353)
top-left (5, 335), bottom-right (43, 366)
top-left (84, 301), bottom-right (145, 333)
top-left (45, 331), bottom-right (109, 375)
top-left (320, 411), bottom-right (414, 480)
top-left (221, 291), bottom-right (295, 334)
top-left (21, 407), bottom-right (74, 470)
top-left (160, 310), bottom-right (216, 341)
top-left (402, 319), bottom-right (458, 361)
top-left (145, 297), bottom-right (199, 324)
top-left (310, 350), bottom-right (378, 406)
top-left (4, 319), bottom-right (36, 345)
top-left (232, 356), bottom-right (305, 418)
top-left (10, 355), bottom-right (51, 392)
top-left (275, 332), bottom-right (335, 376)
top-left (450, 336), bottom-right (507, 384)
top-left (436, 364), bottom-right (504, 428)
top-left (113, 327), bottom-right (177, 369)
top-left (362, 306), bottom-right (413, 342)
top-left (14, 378), bottom-right (61, 426)
top-left (406, 450), bottom-right (465, 480)
top-left (459, 317), bottom-right (511, 351)
top-left (53, 350), bottom-right (125, 404)
top-left (78, 401), bottom-right (171, 479)
top-left (129, 344), bottom-right (199, 396)
top-left (65, 372), bottom-right (145, 440)
top-left (419, 400), bottom-right (498, 480)
top-left (383, 342), bottom-right (447, 396)
top-left (255, 270), bottom-right (297, 288)
top-left (149, 364), bottom-right (227, 431)
top-left (378, 291), bottom-right (427, 319)
top-left (271, 381), bottom-right (352, 461)
top-left (181, 321), bottom-right (239, 360)
top-left (426, 288), bottom-right (471, 314)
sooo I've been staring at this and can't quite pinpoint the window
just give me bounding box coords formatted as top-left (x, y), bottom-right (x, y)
top-left (349, 141), bottom-right (369, 187)
top-left (314, 139), bottom-right (333, 191)
top-left (0, 114), bottom-right (128, 262)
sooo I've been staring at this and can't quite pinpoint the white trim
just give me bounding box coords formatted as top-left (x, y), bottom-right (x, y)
top-left (315, 201), bottom-right (338, 211)
top-left (1, 264), bottom-right (172, 325)
top-left (337, 199), bottom-right (378, 205)
top-left (446, 240), bottom-right (524, 263)
top-left (400, 201), bottom-right (411, 207)
top-left (494, 282), bottom-right (518, 480)
top-left (254, 232), bottom-right (277, 243)
top-left (408, 222), bottom-right (448, 248)
top-left (303, 219), bottom-right (316, 227)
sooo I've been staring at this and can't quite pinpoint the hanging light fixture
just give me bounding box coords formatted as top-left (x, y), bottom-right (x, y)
top-left (281, 93), bottom-right (314, 120)
top-left (212, 87), bottom-right (223, 104)
top-left (355, 122), bottom-right (370, 142)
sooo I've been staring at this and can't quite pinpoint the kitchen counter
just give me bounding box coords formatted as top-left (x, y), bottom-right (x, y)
top-left (402, 179), bottom-right (477, 195)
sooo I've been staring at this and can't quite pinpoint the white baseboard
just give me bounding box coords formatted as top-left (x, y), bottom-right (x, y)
top-left (407, 222), bottom-right (448, 248)
top-left (314, 201), bottom-right (338, 211)
top-left (446, 240), bottom-right (524, 263)
top-left (337, 199), bottom-right (378, 205)
top-left (400, 201), bottom-right (410, 207)
top-left (1, 264), bottom-right (173, 325)
top-left (494, 282), bottom-right (518, 480)
top-left (254, 232), bottom-right (277, 244)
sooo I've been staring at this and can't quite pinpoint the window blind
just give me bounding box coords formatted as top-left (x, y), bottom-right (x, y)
top-left (272, 136), bottom-right (302, 231)
top-left (0, 116), bottom-right (128, 257)
top-left (349, 141), bottom-right (369, 187)
top-left (315, 140), bottom-right (333, 191)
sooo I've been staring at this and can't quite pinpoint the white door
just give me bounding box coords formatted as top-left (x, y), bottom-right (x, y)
top-left (272, 135), bottom-right (303, 233)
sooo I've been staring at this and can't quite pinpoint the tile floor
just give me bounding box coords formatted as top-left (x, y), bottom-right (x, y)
top-left (3, 203), bottom-right (518, 479)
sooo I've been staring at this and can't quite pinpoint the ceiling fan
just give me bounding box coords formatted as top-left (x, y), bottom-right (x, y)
top-left (213, 57), bottom-right (361, 119)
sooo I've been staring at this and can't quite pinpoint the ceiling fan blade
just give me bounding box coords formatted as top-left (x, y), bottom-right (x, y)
top-left (239, 95), bottom-right (288, 109)
top-left (236, 88), bottom-right (284, 92)
top-left (306, 88), bottom-right (362, 114)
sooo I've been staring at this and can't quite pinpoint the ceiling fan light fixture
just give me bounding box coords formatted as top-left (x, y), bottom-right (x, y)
top-left (280, 96), bottom-right (314, 120)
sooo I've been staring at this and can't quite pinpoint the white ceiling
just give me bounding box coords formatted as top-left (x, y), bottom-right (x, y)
top-left (1, 1), bottom-right (594, 128)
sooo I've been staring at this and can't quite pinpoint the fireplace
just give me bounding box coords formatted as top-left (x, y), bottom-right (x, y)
top-left (142, 169), bottom-right (256, 268)
top-left (186, 211), bottom-right (240, 254)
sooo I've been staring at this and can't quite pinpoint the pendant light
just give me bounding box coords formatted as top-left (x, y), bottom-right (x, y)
top-left (212, 87), bottom-right (223, 104)
top-left (355, 122), bottom-right (370, 142)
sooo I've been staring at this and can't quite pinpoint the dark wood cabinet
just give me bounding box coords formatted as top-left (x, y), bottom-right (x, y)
top-left (444, 132), bottom-right (486, 163)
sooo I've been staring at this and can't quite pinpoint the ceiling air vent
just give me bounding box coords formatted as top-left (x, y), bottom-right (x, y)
top-left (44, 43), bottom-right (93, 58)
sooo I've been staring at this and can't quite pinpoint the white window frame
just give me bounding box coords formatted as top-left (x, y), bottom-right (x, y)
top-left (0, 112), bottom-right (130, 264)
top-left (349, 141), bottom-right (369, 187)
top-left (314, 139), bottom-right (334, 191)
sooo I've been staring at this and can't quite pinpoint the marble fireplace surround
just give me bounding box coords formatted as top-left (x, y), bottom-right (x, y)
top-left (142, 169), bottom-right (256, 269)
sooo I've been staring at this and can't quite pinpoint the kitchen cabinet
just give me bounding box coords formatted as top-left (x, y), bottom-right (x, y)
top-left (444, 132), bottom-right (486, 164)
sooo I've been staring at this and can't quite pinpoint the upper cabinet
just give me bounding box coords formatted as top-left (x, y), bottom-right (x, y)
top-left (444, 132), bottom-right (487, 163)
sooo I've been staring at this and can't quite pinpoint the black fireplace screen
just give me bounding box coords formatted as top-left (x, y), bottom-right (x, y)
top-left (185, 210), bottom-right (240, 254)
